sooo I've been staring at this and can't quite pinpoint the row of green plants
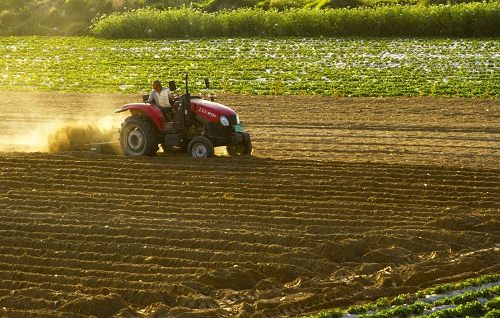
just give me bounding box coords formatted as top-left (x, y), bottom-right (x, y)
top-left (302, 274), bottom-right (500, 318)
top-left (0, 36), bottom-right (498, 97)
top-left (91, 2), bottom-right (500, 39)
top-left (1, 0), bottom-right (468, 37)
top-left (309, 301), bottom-right (500, 318)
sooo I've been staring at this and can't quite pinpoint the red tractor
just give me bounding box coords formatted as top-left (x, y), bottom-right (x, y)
top-left (115, 76), bottom-right (252, 158)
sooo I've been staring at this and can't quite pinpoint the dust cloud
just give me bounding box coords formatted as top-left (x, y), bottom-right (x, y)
top-left (46, 119), bottom-right (119, 153)
top-left (0, 117), bottom-right (120, 153)
top-left (0, 91), bottom-right (131, 153)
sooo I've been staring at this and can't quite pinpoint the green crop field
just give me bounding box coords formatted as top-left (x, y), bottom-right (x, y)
top-left (0, 36), bottom-right (499, 97)
top-left (303, 274), bottom-right (500, 318)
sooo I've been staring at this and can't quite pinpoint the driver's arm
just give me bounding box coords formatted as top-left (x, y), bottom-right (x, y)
top-left (148, 90), bottom-right (157, 105)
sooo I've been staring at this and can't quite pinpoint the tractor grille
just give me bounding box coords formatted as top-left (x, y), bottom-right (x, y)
top-left (216, 125), bottom-right (231, 136)
top-left (225, 115), bottom-right (238, 126)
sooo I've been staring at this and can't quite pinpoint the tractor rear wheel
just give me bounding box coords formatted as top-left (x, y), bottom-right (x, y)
top-left (227, 141), bottom-right (253, 156)
top-left (187, 136), bottom-right (214, 158)
top-left (119, 116), bottom-right (159, 156)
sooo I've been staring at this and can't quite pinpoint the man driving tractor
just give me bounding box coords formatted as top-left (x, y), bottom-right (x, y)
top-left (148, 80), bottom-right (174, 120)
top-left (116, 74), bottom-right (252, 158)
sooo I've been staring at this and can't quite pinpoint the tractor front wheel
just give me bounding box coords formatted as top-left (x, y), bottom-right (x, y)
top-left (227, 141), bottom-right (252, 156)
top-left (187, 136), bottom-right (214, 158)
top-left (119, 116), bottom-right (159, 156)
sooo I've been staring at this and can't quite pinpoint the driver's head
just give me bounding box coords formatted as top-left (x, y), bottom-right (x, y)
top-left (152, 80), bottom-right (162, 93)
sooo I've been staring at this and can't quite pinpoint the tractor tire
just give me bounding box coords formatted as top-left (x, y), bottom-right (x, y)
top-left (227, 141), bottom-right (253, 156)
top-left (119, 116), bottom-right (159, 156)
top-left (187, 136), bottom-right (214, 158)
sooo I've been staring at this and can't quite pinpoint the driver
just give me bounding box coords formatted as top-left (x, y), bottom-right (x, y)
top-left (148, 80), bottom-right (174, 120)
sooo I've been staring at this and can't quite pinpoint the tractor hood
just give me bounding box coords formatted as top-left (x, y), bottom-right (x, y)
top-left (191, 99), bottom-right (237, 122)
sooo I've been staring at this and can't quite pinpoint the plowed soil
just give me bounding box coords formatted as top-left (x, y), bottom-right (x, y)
top-left (0, 92), bottom-right (499, 318)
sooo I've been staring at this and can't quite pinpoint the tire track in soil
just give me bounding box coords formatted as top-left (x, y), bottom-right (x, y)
top-left (0, 92), bottom-right (499, 317)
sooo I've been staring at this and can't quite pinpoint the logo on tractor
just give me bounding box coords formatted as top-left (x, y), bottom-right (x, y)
top-left (199, 107), bottom-right (217, 118)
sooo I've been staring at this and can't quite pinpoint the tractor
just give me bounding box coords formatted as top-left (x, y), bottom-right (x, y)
top-left (115, 75), bottom-right (252, 158)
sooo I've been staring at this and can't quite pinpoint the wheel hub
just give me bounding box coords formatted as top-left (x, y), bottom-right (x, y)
top-left (127, 129), bottom-right (145, 151)
top-left (192, 143), bottom-right (207, 158)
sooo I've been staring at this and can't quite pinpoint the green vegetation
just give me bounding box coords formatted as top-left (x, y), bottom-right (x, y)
top-left (302, 274), bottom-right (500, 318)
top-left (91, 3), bottom-right (500, 39)
top-left (0, 0), bottom-right (498, 37)
top-left (0, 36), bottom-right (499, 97)
top-left (0, 0), bottom-right (379, 36)
top-left (0, 36), bottom-right (497, 96)
top-left (418, 274), bottom-right (500, 297)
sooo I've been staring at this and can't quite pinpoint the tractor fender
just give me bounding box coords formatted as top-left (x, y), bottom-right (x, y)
top-left (115, 104), bottom-right (165, 133)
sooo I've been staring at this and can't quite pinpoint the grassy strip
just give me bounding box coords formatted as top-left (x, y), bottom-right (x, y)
top-left (0, 0), bottom-right (468, 37)
top-left (302, 274), bottom-right (500, 318)
top-left (91, 3), bottom-right (500, 39)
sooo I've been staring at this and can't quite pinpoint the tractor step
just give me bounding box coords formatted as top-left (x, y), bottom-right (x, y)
top-left (162, 122), bottom-right (175, 130)
top-left (162, 122), bottom-right (184, 134)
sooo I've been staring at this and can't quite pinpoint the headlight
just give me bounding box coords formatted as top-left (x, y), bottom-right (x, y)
top-left (236, 114), bottom-right (240, 124)
top-left (220, 116), bottom-right (230, 126)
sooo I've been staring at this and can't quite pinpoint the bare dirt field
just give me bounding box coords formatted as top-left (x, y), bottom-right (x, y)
top-left (0, 92), bottom-right (499, 318)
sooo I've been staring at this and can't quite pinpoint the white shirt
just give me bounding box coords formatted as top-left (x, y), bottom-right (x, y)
top-left (149, 87), bottom-right (172, 107)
